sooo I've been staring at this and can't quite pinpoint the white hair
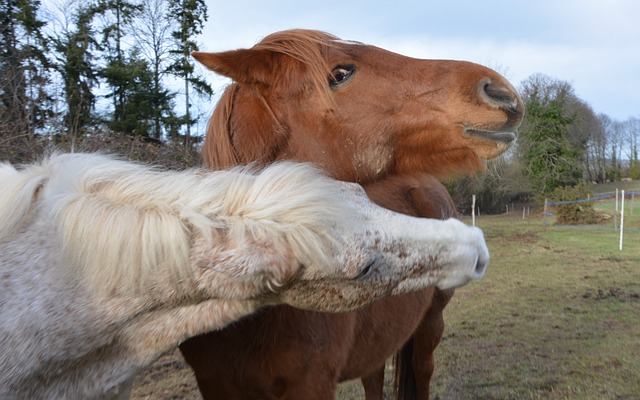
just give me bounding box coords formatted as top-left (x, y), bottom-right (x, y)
top-left (0, 153), bottom-right (354, 296)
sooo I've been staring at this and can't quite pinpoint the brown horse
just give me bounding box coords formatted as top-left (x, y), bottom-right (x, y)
top-left (181, 29), bottom-right (523, 399)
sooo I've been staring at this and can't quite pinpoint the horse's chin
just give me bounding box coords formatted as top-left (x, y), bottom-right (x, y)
top-left (463, 129), bottom-right (517, 160)
top-left (465, 129), bottom-right (517, 143)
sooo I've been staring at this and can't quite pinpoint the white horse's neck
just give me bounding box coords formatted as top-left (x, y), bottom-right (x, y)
top-left (0, 217), bottom-right (257, 399)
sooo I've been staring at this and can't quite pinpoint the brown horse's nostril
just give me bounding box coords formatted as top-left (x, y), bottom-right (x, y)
top-left (481, 80), bottom-right (522, 114)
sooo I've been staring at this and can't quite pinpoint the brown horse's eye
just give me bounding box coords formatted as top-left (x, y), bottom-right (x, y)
top-left (330, 65), bottom-right (355, 87)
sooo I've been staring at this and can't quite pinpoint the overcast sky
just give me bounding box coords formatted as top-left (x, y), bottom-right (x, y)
top-left (196, 0), bottom-right (639, 122)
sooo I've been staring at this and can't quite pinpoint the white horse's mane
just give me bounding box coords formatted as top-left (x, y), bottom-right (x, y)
top-left (0, 153), bottom-right (354, 296)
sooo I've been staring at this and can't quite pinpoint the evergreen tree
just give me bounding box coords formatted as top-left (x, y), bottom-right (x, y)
top-left (167, 0), bottom-right (212, 146)
top-left (51, 4), bottom-right (100, 138)
top-left (0, 0), bottom-right (52, 138)
top-left (519, 74), bottom-right (582, 194)
top-left (103, 48), bottom-right (170, 136)
top-left (95, 0), bottom-right (143, 132)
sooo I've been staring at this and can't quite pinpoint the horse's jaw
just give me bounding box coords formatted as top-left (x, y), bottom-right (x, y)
top-left (463, 127), bottom-right (518, 160)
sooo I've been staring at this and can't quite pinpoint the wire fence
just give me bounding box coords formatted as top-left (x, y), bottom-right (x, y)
top-left (542, 189), bottom-right (640, 250)
top-left (468, 188), bottom-right (640, 251)
top-left (546, 190), bottom-right (640, 206)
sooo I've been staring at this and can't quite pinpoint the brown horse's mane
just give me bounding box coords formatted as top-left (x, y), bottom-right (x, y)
top-left (205, 84), bottom-right (238, 169)
top-left (203, 30), bottom-right (340, 169)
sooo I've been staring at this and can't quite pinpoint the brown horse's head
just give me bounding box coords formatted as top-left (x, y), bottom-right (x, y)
top-left (194, 29), bottom-right (524, 182)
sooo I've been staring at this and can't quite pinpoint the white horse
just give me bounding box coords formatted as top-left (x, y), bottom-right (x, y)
top-left (0, 153), bottom-right (488, 399)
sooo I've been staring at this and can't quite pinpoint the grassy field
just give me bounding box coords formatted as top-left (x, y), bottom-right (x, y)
top-left (426, 212), bottom-right (640, 399)
top-left (133, 199), bottom-right (640, 400)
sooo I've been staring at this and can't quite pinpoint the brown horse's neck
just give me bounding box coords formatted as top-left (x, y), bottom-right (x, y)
top-left (363, 174), bottom-right (457, 219)
top-left (203, 84), bottom-right (291, 171)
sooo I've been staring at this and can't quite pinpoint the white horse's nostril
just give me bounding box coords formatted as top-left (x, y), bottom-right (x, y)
top-left (475, 257), bottom-right (488, 278)
top-left (356, 258), bottom-right (376, 279)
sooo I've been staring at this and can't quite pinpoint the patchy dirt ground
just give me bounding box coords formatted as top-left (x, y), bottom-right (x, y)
top-left (131, 350), bottom-right (201, 400)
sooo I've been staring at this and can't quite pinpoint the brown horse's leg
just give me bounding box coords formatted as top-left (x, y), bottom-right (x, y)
top-left (409, 288), bottom-right (455, 400)
top-left (361, 366), bottom-right (385, 400)
top-left (394, 338), bottom-right (417, 400)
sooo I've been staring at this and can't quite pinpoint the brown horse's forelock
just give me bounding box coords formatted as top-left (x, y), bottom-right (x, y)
top-left (204, 30), bottom-right (340, 169)
top-left (254, 29), bottom-right (338, 99)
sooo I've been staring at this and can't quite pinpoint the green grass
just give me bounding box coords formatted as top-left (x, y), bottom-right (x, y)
top-left (590, 180), bottom-right (640, 195)
top-left (426, 214), bottom-right (640, 400)
top-left (337, 211), bottom-right (640, 399)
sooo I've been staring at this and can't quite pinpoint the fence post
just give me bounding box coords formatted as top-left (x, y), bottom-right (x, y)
top-left (472, 194), bottom-right (476, 227)
top-left (620, 190), bottom-right (625, 251)
top-left (615, 189), bottom-right (619, 230)
top-left (543, 198), bottom-right (548, 227)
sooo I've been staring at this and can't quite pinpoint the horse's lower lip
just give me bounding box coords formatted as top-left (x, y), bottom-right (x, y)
top-left (465, 130), bottom-right (517, 143)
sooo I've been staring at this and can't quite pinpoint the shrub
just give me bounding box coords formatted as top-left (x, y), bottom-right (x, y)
top-left (446, 157), bottom-right (533, 215)
top-left (549, 183), bottom-right (596, 225)
top-left (0, 132), bottom-right (201, 168)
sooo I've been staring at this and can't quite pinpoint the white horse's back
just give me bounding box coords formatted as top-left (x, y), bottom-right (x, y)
top-left (0, 161), bottom-right (49, 242)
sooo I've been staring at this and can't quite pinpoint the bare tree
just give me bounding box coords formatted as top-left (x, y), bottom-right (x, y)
top-left (584, 113), bottom-right (608, 183)
top-left (566, 99), bottom-right (601, 182)
top-left (622, 117), bottom-right (640, 179)
top-left (602, 116), bottom-right (625, 181)
top-left (131, 0), bottom-right (176, 139)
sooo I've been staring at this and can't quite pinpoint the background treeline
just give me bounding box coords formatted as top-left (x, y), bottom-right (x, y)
top-left (449, 73), bottom-right (639, 214)
top-left (2, 0), bottom-right (639, 211)
top-left (1, 0), bottom-right (210, 164)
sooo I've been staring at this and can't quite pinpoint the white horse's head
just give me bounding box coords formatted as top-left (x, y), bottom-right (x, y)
top-left (270, 181), bottom-right (488, 311)
top-left (1, 153), bottom-right (487, 310)
top-left (185, 176), bottom-right (488, 311)
top-left (138, 158), bottom-right (487, 311)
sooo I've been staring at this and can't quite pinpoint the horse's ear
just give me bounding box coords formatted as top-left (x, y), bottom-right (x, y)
top-left (192, 50), bottom-right (283, 86)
